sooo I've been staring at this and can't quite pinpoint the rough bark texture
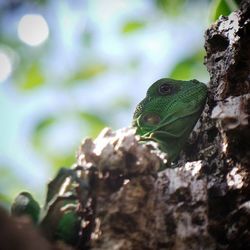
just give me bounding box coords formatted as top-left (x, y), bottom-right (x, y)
top-left (202, 1), bottom-right (250, 248)
top-left (77, 2), bottom-right (250, 249)
top-left (75, 129), bottom-right (214, 250)
top-left (76, 128), bottom-right (165, 250)
top-left (75, 3), bottom-right (250, 248)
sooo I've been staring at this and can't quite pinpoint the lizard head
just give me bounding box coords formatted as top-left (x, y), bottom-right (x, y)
top-left (132, 78), bottom-right (207, 164)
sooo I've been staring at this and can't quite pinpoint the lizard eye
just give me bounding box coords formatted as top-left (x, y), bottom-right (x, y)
top-left (158, 83), bottom-right (173, 95)
top-left (142, 113), bottom-right (161, 125)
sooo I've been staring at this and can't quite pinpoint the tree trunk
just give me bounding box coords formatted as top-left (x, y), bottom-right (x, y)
top-left (78, 1), bottom-right (250, 249)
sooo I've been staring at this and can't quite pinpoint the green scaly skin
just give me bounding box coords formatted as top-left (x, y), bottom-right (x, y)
top-left (133, 78), bottom-right (207, 168)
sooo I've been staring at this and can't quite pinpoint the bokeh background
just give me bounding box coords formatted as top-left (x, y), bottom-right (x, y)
top-left (0, 0), bottom-right (237, 206)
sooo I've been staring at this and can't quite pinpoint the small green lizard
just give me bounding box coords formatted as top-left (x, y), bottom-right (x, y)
top-left (132, 78), bottom-right (207, 168)
top-left (11, 78), bottom-right (207, 246)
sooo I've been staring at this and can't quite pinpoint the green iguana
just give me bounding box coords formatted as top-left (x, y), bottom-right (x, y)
top-left (132, 78), bottom-right (207, 167)
top-left (11, 78), bottom-right (207, 246)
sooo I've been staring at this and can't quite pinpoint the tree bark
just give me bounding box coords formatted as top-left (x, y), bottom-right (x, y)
top-left (77, 1), bottom-right (250, 249)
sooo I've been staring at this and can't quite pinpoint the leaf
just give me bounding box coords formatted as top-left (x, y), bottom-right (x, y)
top-left (155, 0), bottom-right (185, 16)
top-left (50, 154), bottom-right (75, 172)
top-left (210, 0), bottom-right (238, 22)
top-left (0, 193), bottom-right (12, 207)
top-left (110, 97), bottom-right (132, 110)
top-left (35, 117), bottom-right (56, 132)
top-left (79, 112), bottom-right (107, 137)
top-left (32, 115), bottom-right (79, 170)
top-left (169, 50), bottom-right (208, 80)
top-left (31, 112), bottom-right (107, 171)
top-left (68, 63), bottom-right (108, 84)
top-left (31, 116), bottom-right (76, 169)
top-left (122, 21), bottom-right (146, 34)
top-left (32, 117), bottom-right (56, 149)
top-left (20, 63), bottom-right (45, 90)
top-left (31, 113), bottom-right (106, 167)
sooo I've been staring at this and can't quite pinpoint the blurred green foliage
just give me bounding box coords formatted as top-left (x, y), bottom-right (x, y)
top-left (169, 50), bottom-right (207, 80)
top-left (20, 63), bottom-right (45, 90)
top-left (79, 112), bottom-right (107, 137)
top-left (31, 112), bottom-right (107, 170)
top-left (210, 0), bottom-right (238, 21)
top-left (0, 193), bottom-right (11, 207)
top-left (122, 21), bottom-right (146, 34)
top-left (67, 63), bottom-right (108, 83)
top-left (0, 165), bottom-right (24, 207)
top-left (155, 0), bottom-right (186, 16)
top-left (32, 116), bottom-right (57, 149)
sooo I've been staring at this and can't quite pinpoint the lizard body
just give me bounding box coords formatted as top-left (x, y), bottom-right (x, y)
top-left (132, 78), bottom-right (207, 168)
